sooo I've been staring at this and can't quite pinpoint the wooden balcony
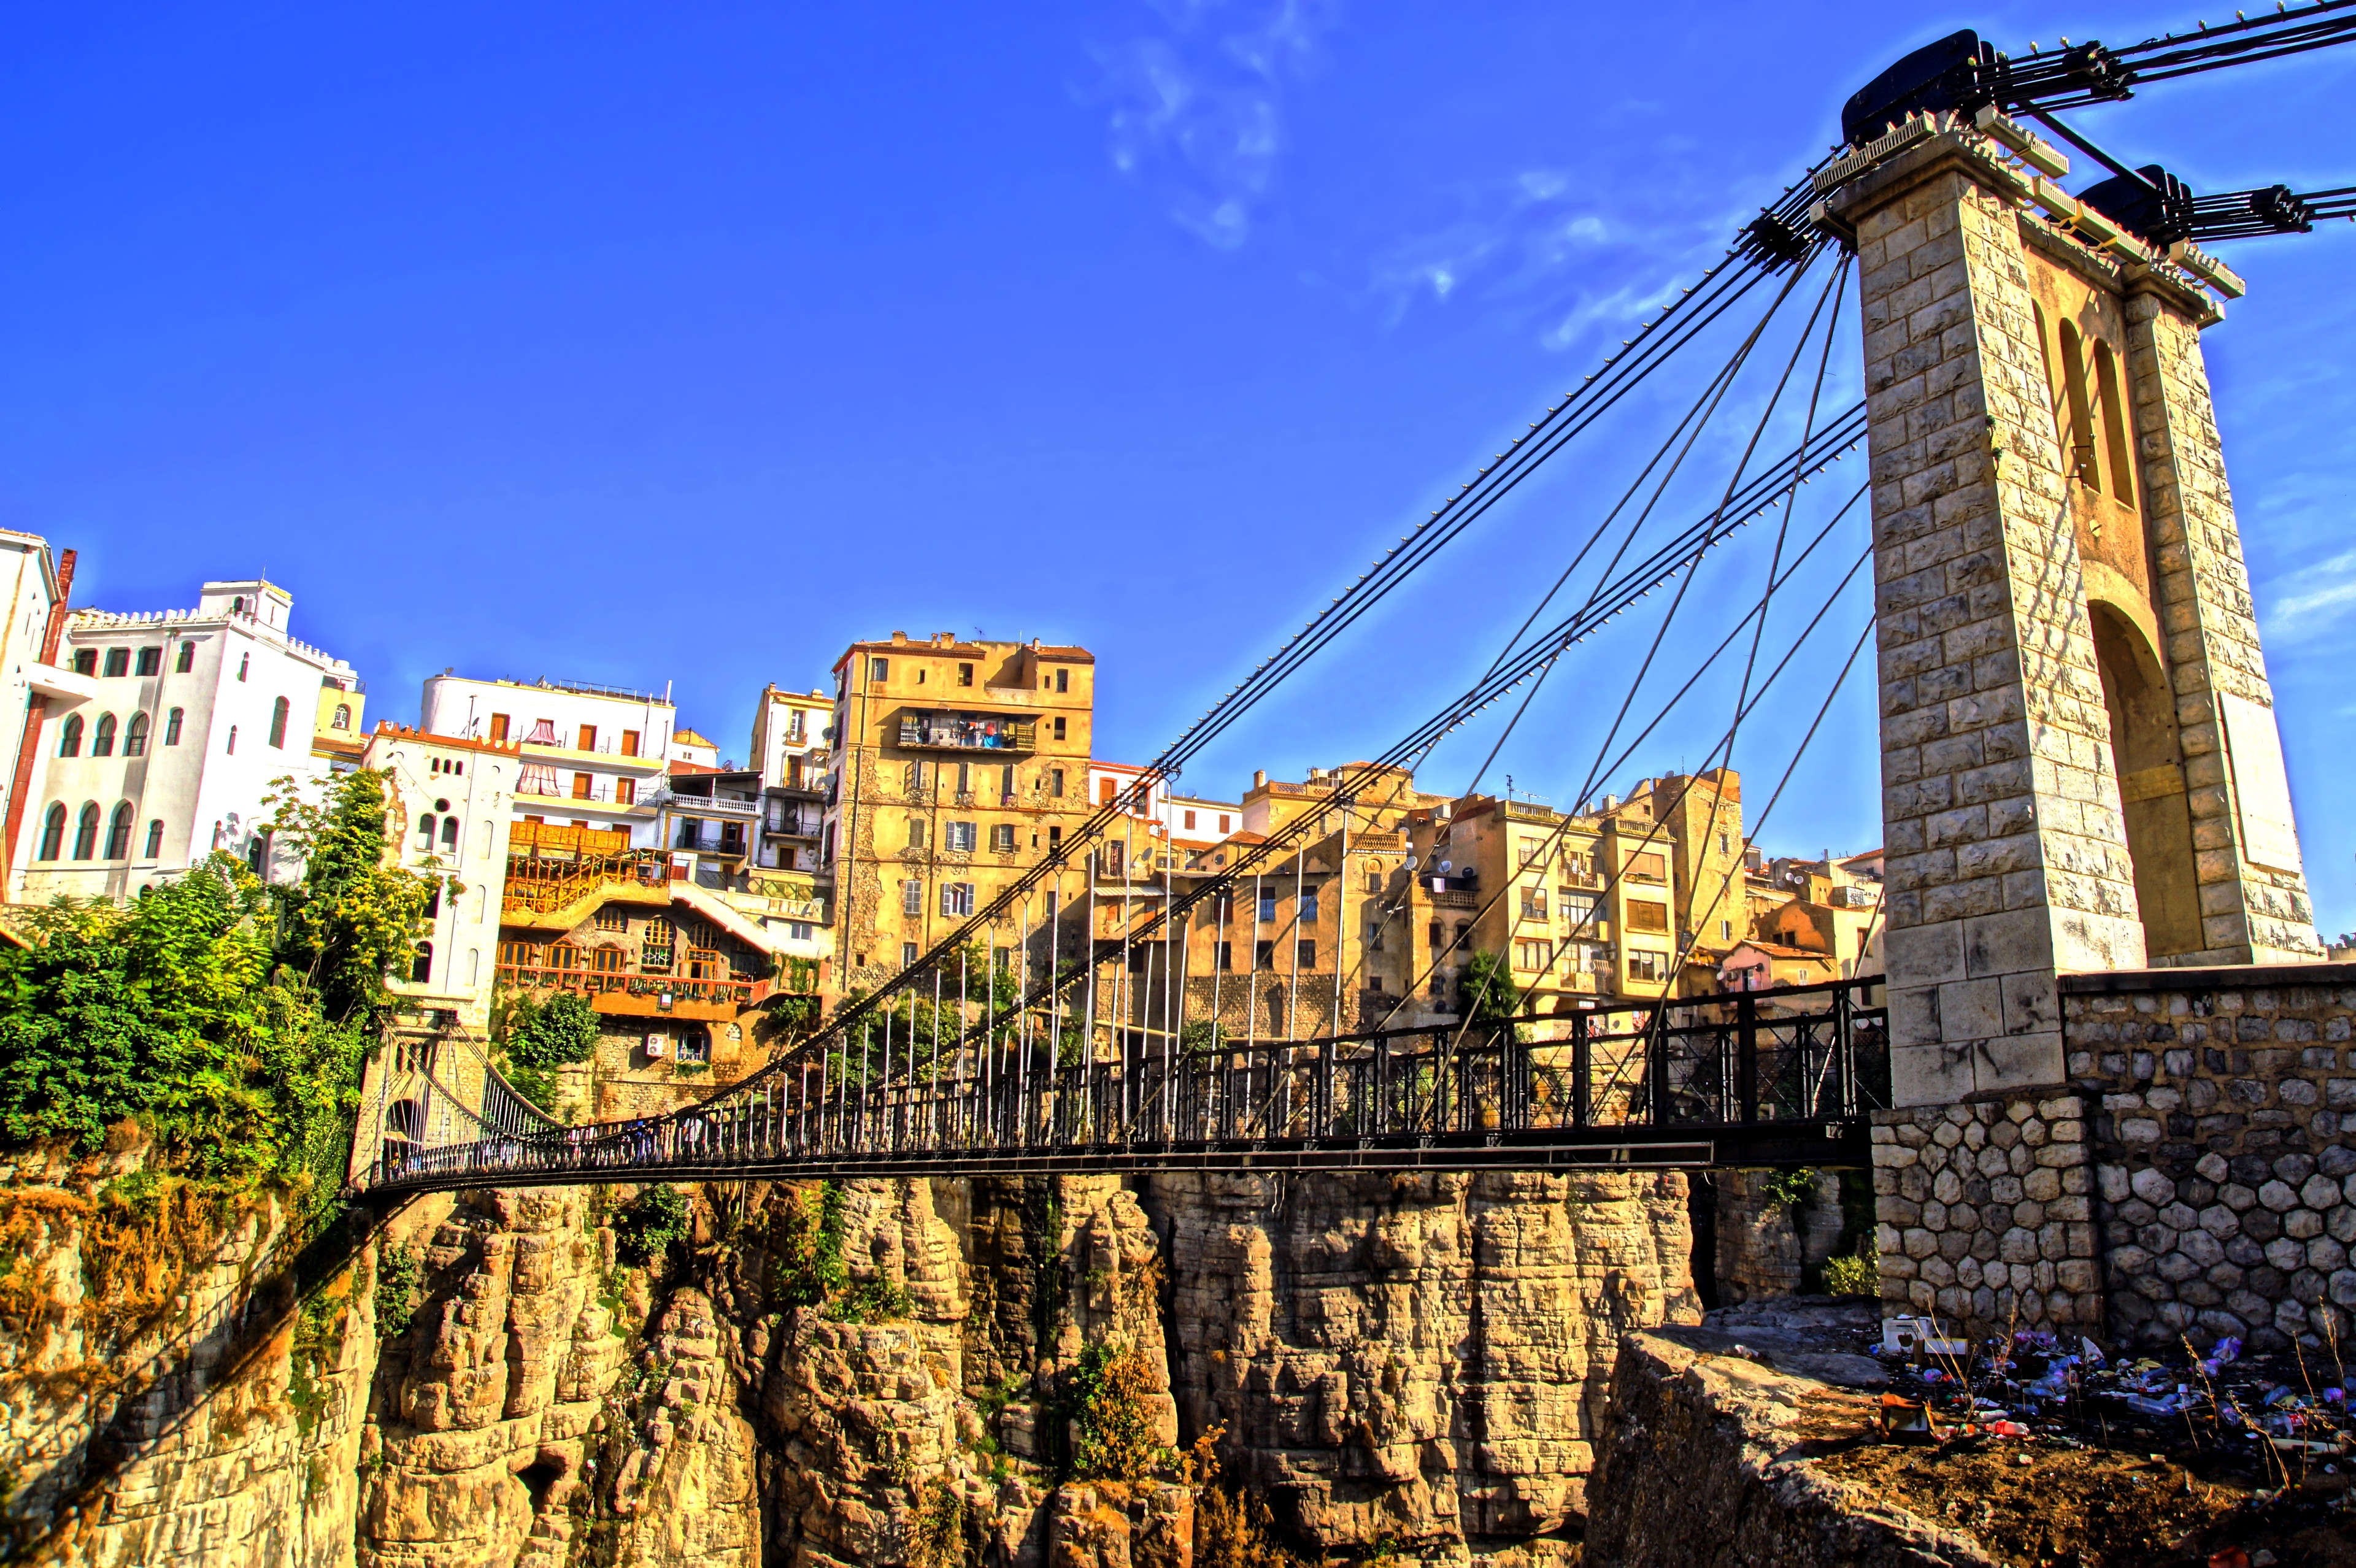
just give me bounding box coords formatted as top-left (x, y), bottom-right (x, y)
top-left (496, 961), bottom-right (766, 1020)
top-left (896, 712), bottom-right (1036, 754)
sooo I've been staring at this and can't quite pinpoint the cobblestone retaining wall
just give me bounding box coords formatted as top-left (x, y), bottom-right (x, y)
top-left (2064, 964), bottom-right (2356, 1351)
top-left (1872, 1096), bottom-right (2105, 1335)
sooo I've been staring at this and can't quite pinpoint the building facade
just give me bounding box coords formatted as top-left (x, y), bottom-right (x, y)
top-left (751, 684), bottom-right (831, 875)
top-left (365, 723), bottom-right (520, 1029)
top-left (12, 579), bottom-right (361, 902)
top-left (420, 674), bottom-right (683, 848)
top-left (822, 632), bottom-right (1095, 990)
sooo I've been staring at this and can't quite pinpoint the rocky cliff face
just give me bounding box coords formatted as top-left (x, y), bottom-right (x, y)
top-left (6, 1164), bottom-right (1709, 1567)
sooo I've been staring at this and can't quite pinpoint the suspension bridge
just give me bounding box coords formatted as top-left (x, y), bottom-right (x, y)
top-left (347, 4), bottom-right (2356, 1201)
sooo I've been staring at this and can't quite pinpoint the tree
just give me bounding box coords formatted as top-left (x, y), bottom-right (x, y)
top-left (491, 989), bottom-right (601, 1113)
top-left (1460, 950), bottom-right (1524, 1036)
top-left (264, 770), bottom-right (441, 1024)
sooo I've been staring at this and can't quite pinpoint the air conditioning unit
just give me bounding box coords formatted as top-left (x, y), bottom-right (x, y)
top-left (644, 1034), bottom-right (668, 1059)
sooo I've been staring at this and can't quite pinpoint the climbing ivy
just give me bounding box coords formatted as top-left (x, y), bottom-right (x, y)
top-left (491, 989), bottom-right (600, 1114)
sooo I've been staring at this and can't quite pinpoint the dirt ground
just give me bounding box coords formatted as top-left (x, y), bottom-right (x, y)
top-left (1818, 1437), bottom-right (2356, 1567)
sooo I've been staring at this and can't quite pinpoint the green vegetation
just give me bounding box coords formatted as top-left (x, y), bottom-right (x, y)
top-left (490, 990), bottom-right (601, 1113)
top-left (1823, 1247), bottom-right (1879, 1297)
top-left (769, 1181), bottom-right (849, 1306)
top-left (0, 769), bottom-right (436, 1199)
top-left (1460, 950), bottom-right (1526, 1039)
top-left (1758, 1167), bottom-right (1819, 1211)
top-left (612, 1184), bottom-right (690, 1267)
top-left (374, 1243), bottom-right (423, 1335)
top-left (909, 1477), bottom-right (968, 1568)
top-left (1180, 1019), bottom-right (1228, 1056)
top-left (1068, 1338), bottom-right (1166, 1481)
top-left (826, 1276), bottom-right (914, 1323)
top-left (286, 1277), bottom-right (353, 1436)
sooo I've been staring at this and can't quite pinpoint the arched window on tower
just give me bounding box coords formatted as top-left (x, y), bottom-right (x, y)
top-left (92, 714), bottom-right (117, 757)
top-left (72, 803), bottom-right (100, 860)
top-left (410, 942), bottom-right (434, 984)
top-left (415, 813), bottom-right (435, 851)
top-left (2056, 319), bottom-right (2100, 492)
top-left (104, 802), bottom-right (133, 859)
top-left (165, 708), bottom-right (184, 745)
top-left (123, 713), bottom-right (149, 756)
top-left (57, 715), bottom-right (82, 758)
top-left (175, 640), bottom-right (194, 673)
top-left (37, 804), bottom-right (66, 861)
top-left (2092, 340), bottom-right (2136, 505)
top-left (144, 818), bottom-right (164, 858)
top-left (439, 815), bottom-right (459, 854)
top-left (333, 703), bottom-right (351, 730)
top-left (268, 696), bottom-right (289, 749)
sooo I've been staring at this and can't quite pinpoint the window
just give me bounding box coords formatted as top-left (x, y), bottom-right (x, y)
top-left (1560, 892), bottom-right (1599, 929)
top-left (104, 803), bottom-right (131, 859)
top-left (2093, 340), bottom-right (2136, 502)
top-left (37, 804), bottom-right (64, 861)
top-left (416, 813), bottom-right (434, 851)
top-left (902, 878), bottom-right (923, 914)
top-left (71, 650), bottom-right (96, 676)
top-left (615, 779), bottom-right (636, 805)
top-left (58, 715), bottom-right (82, 757)
top-left (164, 708), bottom-right (183, 746)
top-left (1515, 940), bottom-right (1552, 973)
top-left (1047, 825), bottom-right (1062, 851)
top-left (1257, 891), bottom-right (1276, 924)
top-left (904, 760), bottom-right (929, 792)
top-left (1055, 667), bottom-right (1069, 693)
top-left (1519, 837), bottom-right (1544, 866)
top-left (783, 711), bottom-right (804, 743)
top-left (1428, 920), bottom-right (1444, 950)
top-left (490, 713), bottom-right (510, 744)
top-left (572, 772), bottom-right (592, 799)
top-left (990, 823), bottom-right (1017, 853)
top-left (1626, 899), bottom-right (1669, 934)
top-left (440, 817), bottom-right (460, 853)
top-left (72, 802), bottom-right (99, 860)
top-left (226, 725), bottom-right (237, 755)
top-left (1366, 871), bottom-right (1383, 894)
top-left (954, 761), bottom-right (972, 796)
top-left (144, 819), bottom-right (164, 858)
top-left (1255, 939), bottom-right (1276, 970)
top-left (1099, 778), bottom-right (1117, 806)
top-left (620, 728), bottom-right (640, 756)
top-left (678, 1028), bottom-right (711, 1066)
top-left (1300, 887), bottom-right (1320, 922)
top-left (92, 715), bottom-right (117, 756)
top-left (1626, 851), bottom-right (1668, 883)
top-left (958, 662), bottom-right (973, 686)
top-left (232, 596), bottom-right (246, 615)
top-left (1215, 940), bottom-right (1233, 971)
top-left (1049, 769), bottom-right (1065, 797)
top-left (1001, 764), bottom-right (1015, 799)
top-left (1052, 717), bottom-right (1067, 741)
top-left (410, 943), bottom-right (433, 984)
top-left (331, 703), bottom-right (350, 730)
top-left (1217, 813), bottom-right (1231, 834)
top-left (906, 819), bottom-right (928, 850)
top-left (1627, 950), bottom-right (1665, 983)
top-left (1720, 918), bottom-right (1734, 942)
top-left (1183, 809), bottom-right (1196, 831)
top-left (1520, 888), bottom-right (1547, 919)
top-left (268, 696), bottom-right (290, 749)
top-left (869, 657), bottom-right (889, 682)
top-left (135, 647), bottom-right (160, 676)
top-left (237, 653), bottom-right (249, 682)
top-left (102, 648), bottom-right (128, 677)
top-left (578, 724), bottom-right (597, 751)
top-left (941, 882), bottom-right (976, 917)
top-left (1719, 832), bottom-right (1731, 856)
top-left (174, 641), bottom-right (194, 674)
top-left (900, 940), bottom-right (920, 966)
top-left (1296, 939), bottom-right (1316, 969)
top-left (466, 950), bottom-right (481, 986)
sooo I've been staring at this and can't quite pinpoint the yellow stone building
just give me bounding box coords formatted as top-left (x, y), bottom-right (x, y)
top-left (822, 632), bottom-right (1096, 990)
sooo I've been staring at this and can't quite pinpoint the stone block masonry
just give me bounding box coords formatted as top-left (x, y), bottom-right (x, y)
top-left (1872, 1096), bottom-right (2105, 1334)
top-left (2064, 964), bottom-right (2356, 1351)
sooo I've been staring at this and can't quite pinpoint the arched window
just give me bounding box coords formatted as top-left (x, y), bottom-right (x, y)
top-left (415, 813), bottom-right (434, 851)
top-left (268, 696), bottom-right (289, 749)
top-left (226, 726), bottom-right (237, 755)
top-left (58, 715), bottom-right (82, 757)
top-left (409, 942), bottom-right (433, 984)
top-left (2057, 319), bottom-right (2100, 491)
top-left (2092, 340), bottom-right (2136, 504)
top-left (439, 815), bottom-right (460, 853)
top-left (465, 949), bottom-right (480, 986)
top-left (236, 653), bottom-right (248, 682)
top-left (144, 819), bottom-right (164, 858)
top-left (175, 640), bottom-right (194, 673)
top-left (332, 703), bottom-right (351, 730)
top-left (92, 714), bottom-right (117, 757)
top-left (164, 708), bottom-right (183, 745)
top-left (37, 804), bottom-right (66, 861)
top-left (104, 802), bottom-right (133, 859)
top-left (71, 803), bottom-right (100, 860)
top-left (231, 596), bottom-right (247, 615)
top-left (247, 832), bottom-right (268, 874)
top-left (123, 713), bottom-right (149, 756)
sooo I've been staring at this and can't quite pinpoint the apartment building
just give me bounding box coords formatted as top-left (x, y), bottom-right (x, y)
top-left (366, 723), bottom-right (518, 1029)
top-left (419, 674), bottom-right (680, 847)
top-left (13, 579), bottom-right (363, 902)
top-left (822, 632), bottom-right (1094, 988)
top-left (0, 532), bottom-right (69, 875)
top-left (751, 684), bottom-right (831, 875)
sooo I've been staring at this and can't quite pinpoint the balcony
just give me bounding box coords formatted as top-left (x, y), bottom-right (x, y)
top-left (897, 710), bottom-right (1035, 754)
top-left (763, 804), bottom-right (825, 837)
top-left (674, 824), bottom-right (752, 859)
top-left (655, 788), bottom-right (760, 817)
top-left (496, 962), bottom-right (758, 1010)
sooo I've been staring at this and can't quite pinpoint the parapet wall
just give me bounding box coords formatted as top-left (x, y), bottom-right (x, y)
top-left (2063, 963), bottom-right (2356, 1351)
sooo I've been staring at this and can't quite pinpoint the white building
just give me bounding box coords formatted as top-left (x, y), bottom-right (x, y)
top-left (750, 684), bottom-right (831, 874)
top-left (0, 532), bottom-right (69, 872)
top-left (364, 723), bottom-right (519, 1029)
top-left (419, 674), bottom-right (683, 849)
top-left (1087, 760), bottom-right (1239, 845)
top-left (13, 579), bottom-right (361, 902)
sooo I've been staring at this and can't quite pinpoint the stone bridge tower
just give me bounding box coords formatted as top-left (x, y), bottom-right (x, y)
top-left (1823, 120), bottom-right (2325, 1335)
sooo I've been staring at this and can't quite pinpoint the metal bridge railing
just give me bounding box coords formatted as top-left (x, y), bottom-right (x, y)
top-left (355, 975), bottom-right (1887, 1192)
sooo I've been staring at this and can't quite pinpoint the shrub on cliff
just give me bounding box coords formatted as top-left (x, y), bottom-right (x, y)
top-left (1068, 1339), bottom-right (1165, 1482)
top-left (492, 990), bottom-right (601, 1113)
top-left (614, 1183), bottom-right (690, 1266)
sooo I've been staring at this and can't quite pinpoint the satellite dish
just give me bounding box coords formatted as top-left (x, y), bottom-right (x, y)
top-left (1438, 859), bottom-right (1452, 874)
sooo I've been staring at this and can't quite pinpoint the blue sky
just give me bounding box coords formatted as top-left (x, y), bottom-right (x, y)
top-left (3, 1), bottom-right (2350, 933)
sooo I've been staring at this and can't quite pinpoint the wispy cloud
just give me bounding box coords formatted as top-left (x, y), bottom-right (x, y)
top-left (1088, 0), bottom-right (1340, 250)
top-left (2265, 545), bottom-right (2356, 647)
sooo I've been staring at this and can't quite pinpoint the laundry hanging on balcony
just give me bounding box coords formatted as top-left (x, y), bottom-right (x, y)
top-left (518, 763), bottom-right (564, 796)
top-left (524, 718), bottom-right (561, 745)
